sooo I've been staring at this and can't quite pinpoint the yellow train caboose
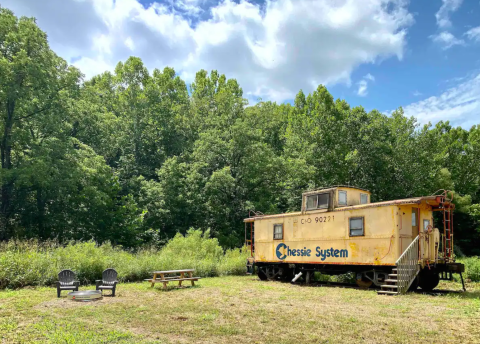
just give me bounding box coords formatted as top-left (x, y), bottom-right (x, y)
top-left (244, 186), bottom-right (465, 295)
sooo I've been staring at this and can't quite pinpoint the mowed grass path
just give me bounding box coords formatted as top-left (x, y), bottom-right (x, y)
top-left (1, 276), bottom-right (479, 344)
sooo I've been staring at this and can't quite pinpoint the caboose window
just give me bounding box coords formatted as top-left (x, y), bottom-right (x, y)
top-left (423, 219), bottom-right (430, 231)
top-left (306, 195), bottom-right (318, 210)
top-left (360, 193), bottom-right (368, 204)
top-left (338, 191), bottom-right (347, 205)
top-left (306, 193), bottom-right (330, 210)
top-left (273, 224), bottom-right (283, 240)
top-left (412, 211), bottom-right (417, 226)
top-left (317, 193), bottom-right (329, 208)
top-left (349, 217), bottom-right (364, 236)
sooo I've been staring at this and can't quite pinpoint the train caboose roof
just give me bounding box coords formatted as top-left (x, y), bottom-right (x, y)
top-left (303, 185), bottom-right (371, 193)
top-left (244, 185), bottom-right (448, 222)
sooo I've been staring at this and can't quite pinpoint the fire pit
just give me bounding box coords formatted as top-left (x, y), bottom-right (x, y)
top-left (67, 290), bottom-right (102, 302)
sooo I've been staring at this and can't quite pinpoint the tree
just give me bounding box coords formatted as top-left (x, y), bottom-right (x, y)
top-left (0, 8), bottom-right (81, 239)
top-left (0, 5), bottom-right (479, 252)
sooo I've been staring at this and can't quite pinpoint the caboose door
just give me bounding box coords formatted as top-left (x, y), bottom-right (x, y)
top-left (411, 207), bottom-right (419, 237)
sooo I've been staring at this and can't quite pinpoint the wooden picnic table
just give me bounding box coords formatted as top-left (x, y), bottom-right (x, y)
top-left (145, 269), bottom-right (201, 290)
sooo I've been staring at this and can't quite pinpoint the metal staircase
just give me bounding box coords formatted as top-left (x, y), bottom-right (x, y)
top-left (378, 235), bottom-right (420, 295)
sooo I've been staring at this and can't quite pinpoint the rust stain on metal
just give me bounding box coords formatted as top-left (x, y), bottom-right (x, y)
top-left (349, 243), bottom-right (359, 258)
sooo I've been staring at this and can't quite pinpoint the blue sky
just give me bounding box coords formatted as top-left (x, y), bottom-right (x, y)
top-left (2, 0), bottom-right (480, 128)
top-left (341, 0), bottom-right (480, 115)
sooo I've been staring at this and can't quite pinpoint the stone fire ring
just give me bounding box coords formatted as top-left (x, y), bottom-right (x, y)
top-left (68, 290), bottom-right (102, 302)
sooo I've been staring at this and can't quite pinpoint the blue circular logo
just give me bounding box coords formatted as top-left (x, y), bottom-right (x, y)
top-left (276, 243), bottom-right (287, 260)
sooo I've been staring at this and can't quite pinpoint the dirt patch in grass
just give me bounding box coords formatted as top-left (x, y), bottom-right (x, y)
top-left (34, 296), bottom-right (127, 310)
top-left (171, 316), bottom-right (188, 321)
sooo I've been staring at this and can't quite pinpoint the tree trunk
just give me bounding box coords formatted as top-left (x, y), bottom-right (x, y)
top-left (36, 188), bottom-right (47, 239)
top-left (0, 99), bottom-right (15, 240)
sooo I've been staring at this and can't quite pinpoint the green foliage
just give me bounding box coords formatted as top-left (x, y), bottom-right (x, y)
top-left (217, 246), bottom-right (251, 276)
top-left (458, 257), bottom-right (480, 282)
top-left (0, 230), bottom-right (248, 289)
top-left (0, 8), bottom-right (479, 254)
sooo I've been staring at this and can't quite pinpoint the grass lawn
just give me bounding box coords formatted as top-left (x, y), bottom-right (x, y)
top-left (1, 276), bottom-right (479, 344)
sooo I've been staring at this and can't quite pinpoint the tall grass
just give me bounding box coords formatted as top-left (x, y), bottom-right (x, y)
top-left (0, 229), bottom-right (248, 289)
top-left (457, 257), bottom-right (480, 282)
top-left (2, 231), bottom-right (478, 289)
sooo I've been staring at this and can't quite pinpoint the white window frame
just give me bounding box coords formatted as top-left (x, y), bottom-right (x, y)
top-left (338, 190), bottom-right (347, 206)
top-left (273, 224), bottom-right (283, 240)
top-left (349, 217), bottom-right (365, 237)
top-left (306, 195), bottom-right (318, 210)
top-left (305, 193), bottom-right (330, 211)
top-left (360, 193), bottom-right (368, 204)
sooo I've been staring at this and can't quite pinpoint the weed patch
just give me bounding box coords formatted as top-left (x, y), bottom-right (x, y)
top-left (0, 230), bottom-right (248, 289)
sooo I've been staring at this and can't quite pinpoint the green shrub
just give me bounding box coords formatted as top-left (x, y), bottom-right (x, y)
top-left (458, 257), bottom-right (480, 282)
top-left (314, 272), bottom-right (356, 283)
top-left (217, 246), bottom-right (249, 276)
top-left (0, 230), bottom-right (248, 289)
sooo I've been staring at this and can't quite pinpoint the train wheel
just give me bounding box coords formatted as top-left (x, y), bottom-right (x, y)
top-left (356, 276), bottom-right (373, 289)
top-left (258, 267), bottom-right (268, 281)
top-left (279, 267), bottom-right (294, 282)
top-left (408, 275), bottom-right (419, 291)
top-left (419, 269), bottom-right (439, 291)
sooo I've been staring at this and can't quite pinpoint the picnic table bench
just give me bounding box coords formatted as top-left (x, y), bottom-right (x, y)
top-left (145, 269), bottom-right (201, 290)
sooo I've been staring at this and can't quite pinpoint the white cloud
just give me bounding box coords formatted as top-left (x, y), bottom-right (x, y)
top-left (124, 37), bottom-right (135, 51)
top-left (2, 0), bottom-right (414, 102)
top-left (402, 73), bottom-right (480, 128)
top-left (435, 0), bottom-right (463, 28)
top-left (357, 80), bottom-right (368, 97)
top-left (431, 0), bottom-right (463, 50)
top-left (356, 73), bottom-right (375, 96)
top-left (73, 56), bottom-right (113, 78)
top-left (364, 73), bottom-right (375, 81)
top-left (430, 31), bottom-right (464, 49)
top-left (412, 90), bottom-right (422, 96)
top-left (465, 26), bottom-right (480, 42)
top-left (174, 0), bottom-right (204, 16)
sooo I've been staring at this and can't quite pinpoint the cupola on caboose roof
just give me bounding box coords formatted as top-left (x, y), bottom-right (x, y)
top-left (302, 186), bottom-right (371, 211)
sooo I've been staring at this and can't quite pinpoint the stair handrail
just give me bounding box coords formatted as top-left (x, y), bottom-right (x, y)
top-left (396, 235), bottom-right (420, 294)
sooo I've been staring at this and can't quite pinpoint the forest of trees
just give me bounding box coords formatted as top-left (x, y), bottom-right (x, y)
top-left (0, 8), bottom-right (479, 254)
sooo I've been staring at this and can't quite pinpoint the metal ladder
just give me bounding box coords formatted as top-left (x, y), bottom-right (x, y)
top-left (246, 221), bottom-right (255, 275)
top-left (443, 202), bottom-right (453, 262)
top-left (378, 235), bottom-right (420, 295)
top-left (434, 189), bottom-right (454, 262)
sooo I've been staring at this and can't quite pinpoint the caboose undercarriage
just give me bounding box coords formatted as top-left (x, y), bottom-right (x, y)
top-left (251, 261), bottom-right (465, 292)
top-left (255, 262), bottom-right (393, 287)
